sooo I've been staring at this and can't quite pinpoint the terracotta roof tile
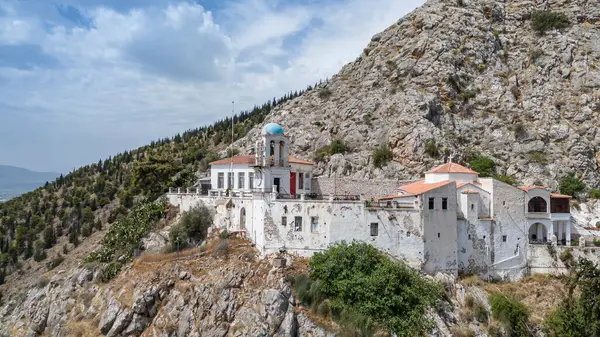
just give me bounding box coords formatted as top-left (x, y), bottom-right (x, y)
top-left (461, 189), bottom-right (479, 194)
top-left (378, 194), bottom-right (416, 200)
top-left (426, 163), bottom-right (478, 174)
top-left (551, 193), bottom-right (572, 199)
top-left (398, 180), bottom-right (454, 195)
top-left (209, 155), bottom-right (313, 166)
top-left (289, 157), bottom-right (313, 165)
top-left (519, 186), bottom-right (550, 192)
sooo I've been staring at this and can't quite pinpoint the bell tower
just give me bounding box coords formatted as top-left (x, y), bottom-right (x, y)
top-left (253, 123), bottom-right (291, 194)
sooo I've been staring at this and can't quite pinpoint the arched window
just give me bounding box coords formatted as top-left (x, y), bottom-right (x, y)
top-left (269, 141), bottom-right (275, 165)
top-left (528, 197), bottom-right (547, 213)
top-left (240, 207), bottom-right (246, 230)
top-left (528, 222), bottom-right (548, 243)
top-left (279, 141), bottom-right (285, 166)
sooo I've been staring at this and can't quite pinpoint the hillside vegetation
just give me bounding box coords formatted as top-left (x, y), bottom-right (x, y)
top-left (0, 86), bottom-right (317, 282)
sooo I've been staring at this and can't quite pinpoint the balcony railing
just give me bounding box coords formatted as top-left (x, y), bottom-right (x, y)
top-left (526, 212), bottom-right (551, 219)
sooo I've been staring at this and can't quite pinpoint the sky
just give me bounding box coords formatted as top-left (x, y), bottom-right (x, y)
top-left (0, 0), bottom-right (422, 173)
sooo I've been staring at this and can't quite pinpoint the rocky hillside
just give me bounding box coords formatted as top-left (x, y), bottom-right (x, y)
top-left (233, 0), bottom-right (600, 192)
top-left (0, 235), bottom-right (332, 337)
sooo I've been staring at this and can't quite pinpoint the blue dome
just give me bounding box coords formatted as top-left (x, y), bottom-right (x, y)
top-left (262, 123), bottom-right (284, 135)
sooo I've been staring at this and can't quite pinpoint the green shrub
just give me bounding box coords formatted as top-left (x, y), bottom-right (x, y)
top-left (314, 140), bottom-right (348, 162)
top-left (329, 139), bottom-right (347, 155)
top-left (494, 174), bottom-right (517, 186)
top-left (318, 87), bottom-right (332, 100)
top-left (590, 189), bottom-right (600, 199)
top-left (372, 145), bottom-right (393, 168)
top-left (527, 151), bottom-right (549, 164)
top-left (489, 293), bottom-right (530, 336)
top-left (219, 229), bottom-right (229, 240)
top-left (37, 276), bottom-right (50, 288)
top-left (559, 248), bottom-right (573, 265)
top-left (33, 240), bottom-right (47, 262)
top-left (424, 139), bottom-right (440, 158)
top-left (559, 174), bottom-right (585, 197)
top-left (470, 155), bottom-right (495, 177)
top-left (544, 258), bottom-right (600, 336)
top-left (512, 122), bottom-right (526, 138)
top-left (473, 299), bottom-right (490, 323)
top-left (168, 223), bottom-right (189, 252)
top-left (531, 10), bottom-right (570, 34)
top-left (178, 205), bottom-right (213, 242)
top-left (48, 255), bottom-right (65, 270)
top-left (86, 200), bottom-right (166, 281)
top-left (304, 241), bottom-right (444, 336)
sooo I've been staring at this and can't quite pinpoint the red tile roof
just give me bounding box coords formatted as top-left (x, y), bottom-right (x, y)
top-left (289, 157), bottom-right (313, 165)
top-left (398, 180), bottom-right (454, 195)
top-left (551, 193), bottom-right (572, 199)
top-left (378, 193), bottom-right (416, 200)
top-left (426, 163), bottom-right (479, 174)
top-left (209, 155), bottom-right (313, 166)
top-left (461, 189), bottom-right (479, 194)
top-left (519, 186), bottom-right (550, 192)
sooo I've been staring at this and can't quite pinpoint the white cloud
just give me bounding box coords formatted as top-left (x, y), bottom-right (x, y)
top-left (0, 0), bottom-right (423, 172)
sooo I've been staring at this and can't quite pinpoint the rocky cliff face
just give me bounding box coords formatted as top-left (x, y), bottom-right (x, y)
top-left (233, 0), bottom-right (600, 191)
top-left (0, 241), bottom-right (337, 337)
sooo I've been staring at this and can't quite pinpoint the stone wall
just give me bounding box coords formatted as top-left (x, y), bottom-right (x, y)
top-left (311, 177), bottom-right (416, 200)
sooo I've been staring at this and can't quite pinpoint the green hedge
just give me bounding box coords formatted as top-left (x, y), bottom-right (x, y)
top-left (293, 241), bottom-right (444, 336)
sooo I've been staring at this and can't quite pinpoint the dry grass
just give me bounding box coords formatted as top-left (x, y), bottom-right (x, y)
top-left (136, 247), bottom-right (206, 264)
top-left (460, 275), bottom-right (484, 287)
top-left (482, 274), bottom-right (566, 323)
top-left (61, 319), bottom-right (102, 337)
top-left (449, 325), bottom-right (475, 337)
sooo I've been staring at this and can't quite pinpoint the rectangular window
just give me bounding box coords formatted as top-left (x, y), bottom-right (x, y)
top-left (311, 216), bottom-right (319, 233)
top-left (370, 223), bottom-right (379, 236)
top-left (502, 235), bottom-right (507, 242)
top-left (281, 216), bottom-right (287, 227)
top-left (442, 197), bottom-right (448, 210)
top-left (217, 172), bottom-right (224, 189)
top-left (238, 172), bottom-right (245, 190)
top-left (294, 216), bottom-right (302, 232)
top-left (299, 172), bottom-right (304, 189)
top-left (227, 172), bottom-right (234, 189)
top-left (468, 234), bottom-right (471, 240)
top-left (438, 232), bottom-right (441, 238)
top-left (428, 197), bottom-right (435, 210)
top-left (305, 173), bottom-right (311, 191)
top-left (249, 172), bottom-right (254, 189)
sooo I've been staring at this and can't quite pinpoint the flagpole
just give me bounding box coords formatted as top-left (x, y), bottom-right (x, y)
top-left (230, 101), bottom-right (234, 191)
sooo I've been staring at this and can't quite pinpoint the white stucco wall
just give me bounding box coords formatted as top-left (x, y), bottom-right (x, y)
top-left (523, 188), bottom-right (551, 213)
top-left (210, 164), bottom-right (255, 191)
top-left (487, 180), bottom-right (528, 280)
top-left (457, 183), bottom-right (491, 218)
top-left (290, 163), bottom-right (313, 194)
top-left (422, 183), bottom-right (458, 275)
top-left (457, 192), bottom-right (492, 276)
top-left (425, 172), bottom-right (477, 184)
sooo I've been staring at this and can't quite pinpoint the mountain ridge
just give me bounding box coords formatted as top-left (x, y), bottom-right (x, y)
top-left (230, 0), bottom-right (600, 195)
top-left (0, 165), bottom-right (59, 201)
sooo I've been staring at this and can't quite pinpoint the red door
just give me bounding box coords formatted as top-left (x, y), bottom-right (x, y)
top-left (290, 172), bottom-right (297, 196)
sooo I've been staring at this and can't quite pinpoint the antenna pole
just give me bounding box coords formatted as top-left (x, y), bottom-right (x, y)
top-left (230, 101), bottom-right (234, 190)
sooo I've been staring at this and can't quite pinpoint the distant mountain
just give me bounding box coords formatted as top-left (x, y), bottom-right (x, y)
top-left (0, 165), bottom-right (59, 201)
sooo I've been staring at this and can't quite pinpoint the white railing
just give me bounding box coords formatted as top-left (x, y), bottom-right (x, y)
top-left (167, 187), bottom-right (364, 203)
top-left (525, 212), bottom-right (551, 219)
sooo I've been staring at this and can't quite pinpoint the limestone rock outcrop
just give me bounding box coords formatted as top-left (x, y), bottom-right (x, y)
top-left (231, 0), bottom-right (600, 193)
top-left (0, 249), bottom-right (335, 337)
